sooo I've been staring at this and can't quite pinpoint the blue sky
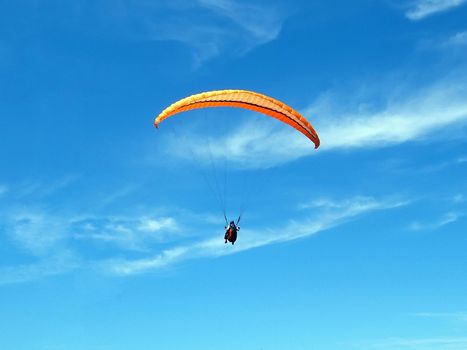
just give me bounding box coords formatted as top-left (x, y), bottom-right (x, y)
top-left (1, 0), bottom-right (467, 349)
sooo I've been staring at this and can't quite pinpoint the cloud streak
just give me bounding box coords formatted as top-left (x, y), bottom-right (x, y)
top-left (0, 210), bottom-right (183, 284)
top-left (165, 72), bottom-right (467, 169)
top-left (0, 251), bottom-right (80, 285)
top-left (0, 171), bottom-right (411, 283)
top-left (2, 206), bottom-right (182, 254)
top-left (444, 31), bottom-right (467, 46)
top-left (405, 0), bottom-right (466, 21)
top-left (15, 176), bottom-right (79, 199)
top-left (71, 215), bottom-right (180, 250)
top-left (408, 211), bottom-right (464, 231)
top-left (5, 210), bottom-right (69, 257)
top-left (106, 196), bottom-right (409, 276)
top-left (197, 0), bottom-right (282, 43)
top-left (312, 81), bottom-right (467, 151)
top-left (10, 1), bottom-right (285, 67)
top-left (113, 0), bottom-right (285, 66)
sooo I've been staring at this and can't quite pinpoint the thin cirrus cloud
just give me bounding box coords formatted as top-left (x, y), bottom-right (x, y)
top-left (5, 210), bottom-right (69, 257)
top-left (124, 0), bottom-right (285, 66)
top-left (0, 177), bottom-right (187, 260)
top-left (0, 211), bottom-right (183, 285)
top-left (421, 30), bottom-right (467, 50)
top-left (0, 251), bottom-right (80, 285)
top-left (21, 0), bottom-right (285, 67)
top-left (15, 176), bottom-right (79, 199)
top-left (405, 0), bottom-right (466, 21)
top-left (164, 72), bottom-right (467, 169)
top-left (408, 211), bottom-right (464, 231)
top-left (106, 196), bottom-right (408, 276)
top-left (0, 179), bottom-right (408, 283)
top-left (196, 0), bottom-right (283, 43)
top-left (311, 76), bottom-right (467, 151)
top-left (3, 207), bottom-right (181, 255)
top-left (69, 215), bottom-right (181, 251)
top-left (444, 31), bottom-right (467, 46)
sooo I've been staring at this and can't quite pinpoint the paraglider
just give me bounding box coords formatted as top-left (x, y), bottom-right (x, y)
top-left (224, 220), bottom-right (239, 245)
top-left (155, 89), bottom-right (320, 244)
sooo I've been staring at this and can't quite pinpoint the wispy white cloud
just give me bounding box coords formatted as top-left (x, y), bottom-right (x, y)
top-left (0, 189), bottom-right (410, 283)
top-left (445, 30), bottom-right (467, 46)
top-left (0, 251), bottom-right (80, 285)
top-left (308, 76), bottom-right (467, 151)
top-left (405, 0), bottom-right (466, 21)
top-left (155, 1), bottom-right (284, 66)
top-left (299, 196), bottom-right (410, 211)
top-left (165, 73), bottom-right (467, 169)
top-left (15, 175), bottom-right (78, 198)
top-left (97, 184), bottom-right (139, 208)
top-left (138, 217), bottom-right (178, 233)
top-left (106, 196), bottom-right (409, 275)
top-left (3, 205), bottom-right (182, 254)
top-left (197, 0), bottom-right (282, 43)
top-left (0, 210), bottom-right (183, 284)
top-left (95, 0), bottom-right (285, 67)
top-left (0, 173), bottom-right (207, 286)
top-left (416, 29), bottom-right (467, 52)
top-left (71, 215), bottom-right (181, 250)
top-left (13, 1), bottom-right (285, 67)
top-left (6, 210), bottom-right (69, 256)
top-left (408, 211), bottom-right (464, 231)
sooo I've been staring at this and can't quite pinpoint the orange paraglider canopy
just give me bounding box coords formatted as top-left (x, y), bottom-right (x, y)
top-left (155, 89), bottom-right (320, 149)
